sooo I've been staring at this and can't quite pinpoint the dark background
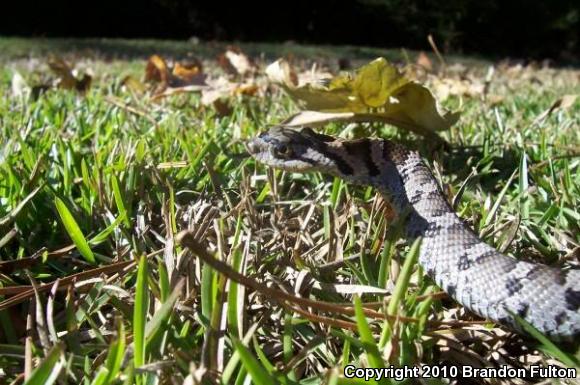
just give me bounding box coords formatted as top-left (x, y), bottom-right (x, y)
top-left (2, 0), bottom-right (579, 60)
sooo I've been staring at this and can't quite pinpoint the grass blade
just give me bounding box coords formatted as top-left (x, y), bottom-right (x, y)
top-left (111, 174), bottom-right (130, 228)
top-left (23, 344), bottom-right (64, 385)
top-left (133, 255), bottom-right (149, 373)
top-left (353, 295), bottom-right (383, 385)
top-left (379, 237), bottom-right (422, 348)
top-left (232, 337), bottom-right (278, 385)
top-left (511, 311), bottom-right (579, 369)
top-left (145, 278), bottom-right (184, 339)
top-left (104, 320), bottom-right (126, 384)
top-left (54, 196), bottom-right (95, 264)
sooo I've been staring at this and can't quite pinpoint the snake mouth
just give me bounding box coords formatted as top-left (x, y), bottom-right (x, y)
top-left (244, 136), bottom-right (267, 158)
top-left (244, 139), bottom-right (259, 155)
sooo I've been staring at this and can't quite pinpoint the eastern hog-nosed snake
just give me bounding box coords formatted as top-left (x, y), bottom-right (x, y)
top-left (246, 126), bottom-right (580, 340)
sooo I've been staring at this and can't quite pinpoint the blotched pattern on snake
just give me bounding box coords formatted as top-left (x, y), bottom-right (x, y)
top-left (246, 127), bottom-right (580, 341)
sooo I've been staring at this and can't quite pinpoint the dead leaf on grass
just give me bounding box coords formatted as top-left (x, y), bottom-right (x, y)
top-left (416, 52), bottom-right (433, 71)
top-left (48, 57), bottom-right (92, 92)
top-left (11, 71), bottom-right (29, 98)
top-left (121, 75), bottom-right (147, 94)
top-left (145, 54), bottom-right (207, 94)
top-left (200, 77), bottom-right (259, 116)
top-left (172, 60), bottom-right (204, 84)
top-left (430, 76), bottom-right (485, 102)
top-left (145, 54), bottom-right (170, 84)
top-left (143, 52), bottom-right (261, 112)
top-left (267, 57), bottom-right (459, 137)
top-left (218, 47), bottom-right (253, 77)
top-left (533, 94), bottom-right (578, 124)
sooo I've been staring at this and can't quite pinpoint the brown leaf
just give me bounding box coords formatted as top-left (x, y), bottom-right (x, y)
top-left (486, 94), bottom-right (505, 107)
top-left (172, 61), bottom-right (203, 83)
top-left (233, 83), bottom-right (259, 96)
top-left (75, 74), bottom-right (92, 93)
top-left (146, 54), bottom-right (207, 96)
top-left (430, 77), bottom-right (484, 102)
top-left (533, 94), bottom-right (578, 124)
top-left (218, 47), bottom-right (252, 76)
top-left (559, 94), bottom-right (578, 109)
top-left (48, 57), bottom-right (92, 92)
top-left (265, 58), bottom-right (298, 87)
top-left (212, 99), bottom-right (233, 116)
top-left (416, 52), bottom-right (433, 71)
top-left (48, 57), bottom-right (77, 89)
top-left (145, 54), bottom-right (169, 84)
top-left (150, 84), bottom-right (208, 101)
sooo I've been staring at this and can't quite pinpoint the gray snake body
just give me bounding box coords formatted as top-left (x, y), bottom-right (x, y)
top-left (247, 127), bottom-right (580, 340)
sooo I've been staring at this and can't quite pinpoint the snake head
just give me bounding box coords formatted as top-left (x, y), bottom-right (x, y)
top-left (246, 127), bottom-right (336, 172)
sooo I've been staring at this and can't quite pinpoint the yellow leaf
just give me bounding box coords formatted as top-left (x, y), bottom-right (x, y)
top-left (121, 75), bottom-right (147, 94)
top-left (267, 57), bottom-right (459, 135)
top-left (352, 57), bottom-right (409, 108)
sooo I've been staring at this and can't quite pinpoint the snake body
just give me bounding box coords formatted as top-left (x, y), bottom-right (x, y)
top-left (247, 127), bottom-right (580, 340)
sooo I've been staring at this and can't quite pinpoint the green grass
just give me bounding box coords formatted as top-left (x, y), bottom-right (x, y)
top-left (0, 38), bottom-right (579, 385)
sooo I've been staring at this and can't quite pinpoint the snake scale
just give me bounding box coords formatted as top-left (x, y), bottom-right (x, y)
top-left (246, 126), bottom-right (580, 341)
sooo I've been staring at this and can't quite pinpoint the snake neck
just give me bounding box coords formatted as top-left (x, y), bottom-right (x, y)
top-left (324, 139), bottom-right (446, 239)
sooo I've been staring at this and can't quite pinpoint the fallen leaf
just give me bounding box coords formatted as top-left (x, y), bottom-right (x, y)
top-left (11, 71), bottom-right (29, 98)
top-left (267, 57), bottom-right (459, 136)
top-left (121, 75), bottom-right (147, 94)
top-left (201, 87), bottom-right (225, 106)
top-left (212, 99), bottom-right (233, 116)
top-left (233, 83), bottom-right (259, 96)
top-left (559, 94), bottom-right (578, 109)
top-left (145, 54), bottom-right (169, 84)
top-left (280, 111), bottom-right (355, 127)
top-left (265, 58), bottom-right (298, 87)
top-left (430, 77), bottom-right (485, 102)
top-left (219, 48), bottom-right (252, 76)
top-left (486, 95), bottom-right (505, 107)
top-left (352, 57), bottom-right (409, 108)
top-left (172, 60), bottom-right (204, 84)
top-left (416, 52), bottom-right (433, 71)
top-left (48, 57), bottom-right (77, 89)
top-left (533, 94), bottom-right (578, 124)
top-left (150, 84), bottom-right (208, 101)
top-left (48, 57), bottom-right (92, 92)
top-left (144, 54), bottom-right (208, 97)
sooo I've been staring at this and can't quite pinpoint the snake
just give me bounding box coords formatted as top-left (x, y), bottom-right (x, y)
top-left (246, 126), bottom-right (580, 341)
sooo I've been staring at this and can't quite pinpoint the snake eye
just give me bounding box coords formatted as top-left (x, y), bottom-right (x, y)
top-left (272, 144), bottom-right (293, 158)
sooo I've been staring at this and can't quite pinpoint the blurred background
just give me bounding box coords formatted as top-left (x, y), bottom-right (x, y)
top-left (2, 0), bottom-right (578, 61)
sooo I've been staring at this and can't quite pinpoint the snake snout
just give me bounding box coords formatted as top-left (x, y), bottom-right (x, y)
top-left (245, 140), bottom-right (258, 154)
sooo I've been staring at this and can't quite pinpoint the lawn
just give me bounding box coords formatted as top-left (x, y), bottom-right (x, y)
top-left (0, 38), bottom-right (579, 385)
